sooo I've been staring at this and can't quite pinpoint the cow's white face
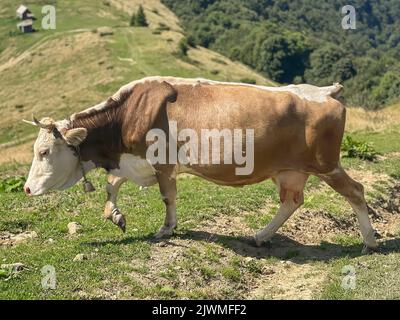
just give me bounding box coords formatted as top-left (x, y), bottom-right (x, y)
top-left (24, 118), bottom-right (88, 196)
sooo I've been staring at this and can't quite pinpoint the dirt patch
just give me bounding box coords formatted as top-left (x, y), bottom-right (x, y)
top-left (347, 169), bottom-right (391, 194)
top-left (282, 209), bottom-right (359, 245)
top-left (127, 237), bottom-right (262, 299)
top-left (371, 181), bottom-right (400, 237)
top-left (249, 262), bottom-right (326, 299)
top-left (373, 182), bottom-right (400, 214)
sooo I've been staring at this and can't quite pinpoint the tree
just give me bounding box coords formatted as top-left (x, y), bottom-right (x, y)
top-left (135, 5), bottom-right (148, 27)
top-left (129, 13), bottom-right (136, 26)
top-left (371, 71), bottom-right (400, 107)
top-left (305, 44), bottom-right (355, 85)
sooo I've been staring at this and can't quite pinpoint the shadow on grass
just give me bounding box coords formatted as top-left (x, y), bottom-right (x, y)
top-left (83, 230), bottom-right (400, 263)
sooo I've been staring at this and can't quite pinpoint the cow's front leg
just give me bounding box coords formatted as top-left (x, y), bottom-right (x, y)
top-left (155, 168), bottom-right (177, 239)
top-left (104, 175), bottom-right (127, 232)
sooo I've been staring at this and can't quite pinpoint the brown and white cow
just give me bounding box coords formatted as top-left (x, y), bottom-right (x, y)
top-left (23, 76), bottom-right (378, 253)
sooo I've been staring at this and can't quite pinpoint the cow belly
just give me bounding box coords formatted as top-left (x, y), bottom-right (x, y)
top-left (177, 164), bottom-right (273, 186)
top-left (110, 154), bottom-right (157, 187)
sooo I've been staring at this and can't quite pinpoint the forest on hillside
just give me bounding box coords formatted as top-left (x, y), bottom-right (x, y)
top-left (162, 0), bottom-right (400, 109)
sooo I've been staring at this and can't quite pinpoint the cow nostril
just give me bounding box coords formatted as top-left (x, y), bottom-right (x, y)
top-left (24, 186), bottom-right (31, 195)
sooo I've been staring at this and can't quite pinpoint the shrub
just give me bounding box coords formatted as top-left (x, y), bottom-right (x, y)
top-left (186, 35), bottom-right (196, 48)
top-left (178, 38), bottom-right (189, 56)
top-left (240, 78), bottom-right (256, 84)
top-left (341, 136), bottom-right (379, 161)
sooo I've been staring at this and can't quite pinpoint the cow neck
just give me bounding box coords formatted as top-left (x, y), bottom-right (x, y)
top-left (70, 95), bottom-right (130, 171)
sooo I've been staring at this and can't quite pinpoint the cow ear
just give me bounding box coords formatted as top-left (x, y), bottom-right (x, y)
top-left (64, 128), bottom-right (88, 146)
top-left (125, 81), bottom-right (177, 145)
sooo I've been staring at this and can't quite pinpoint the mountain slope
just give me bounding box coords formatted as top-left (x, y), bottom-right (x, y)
top-left (162, 0), bottom-right (400, 109)
top-left (0, 0), bottom-right (273, 163)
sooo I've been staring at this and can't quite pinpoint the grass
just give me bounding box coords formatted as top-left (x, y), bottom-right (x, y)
top-left (1, 128), bottom-right (399, 299)
top-left (1, 0), bottom-right (400, 300)
top-left (0, 168), bottom-right (277, 299)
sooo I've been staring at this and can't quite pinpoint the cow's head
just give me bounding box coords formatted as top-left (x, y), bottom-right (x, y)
top-left (23, 116), bottom-right (88, 196)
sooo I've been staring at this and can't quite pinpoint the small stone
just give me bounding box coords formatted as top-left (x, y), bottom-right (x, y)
top-left (262, 266), bottom-right (275, 275)
top-left (356, 262), bottom-right (369, 269)
top-left (73, 254), bottom-right (87, 262)
top-left (384, 231), bottom-right (395, 238)
top-left (244, 257), bottom-right (254, 263)
top-left (68, 222), bottom-right (82, 235)
top-left (158, 241), bottom-right (168, 247)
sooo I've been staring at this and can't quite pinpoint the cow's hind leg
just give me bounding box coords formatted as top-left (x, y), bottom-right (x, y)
top-left (155, 168), bottom-right (177, 239)
top-left (104, 175), bottom-right (127, 232)
top-left (318, 166), bottom-right (378, 253)
top-left (254, 171), bottom-right (308, 246)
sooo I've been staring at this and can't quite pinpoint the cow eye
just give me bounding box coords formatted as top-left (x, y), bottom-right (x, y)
top-left (39, 149), bottom-right (49, 157)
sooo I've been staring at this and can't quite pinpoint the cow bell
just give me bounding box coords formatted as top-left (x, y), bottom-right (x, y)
top-left (83, 180), bottom-right (96, 193)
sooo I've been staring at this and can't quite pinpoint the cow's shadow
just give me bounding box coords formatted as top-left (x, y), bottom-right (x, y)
top-left (84, 229), bottom-right (400, 263)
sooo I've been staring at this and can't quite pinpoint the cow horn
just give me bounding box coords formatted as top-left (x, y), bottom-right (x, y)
top-left (32, 115), bottom-right (55, 130)
top-left (22, 119), bottom-right (37, 126)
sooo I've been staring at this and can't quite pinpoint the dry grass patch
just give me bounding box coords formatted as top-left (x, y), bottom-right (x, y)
top-left (346, 105), bottom-right (400, 132)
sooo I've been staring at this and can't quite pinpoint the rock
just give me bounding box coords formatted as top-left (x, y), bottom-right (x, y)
top-left (17, 231), bottom-right (37, 243)
top-left (97, 27), bottom-right (113, 36)
top-left (0, 231), bottom-right (37, 246)
top-left (383, 231), bottom-right (395, 238)
top-left (280, 261), bottom-right (293, 269)
top-left (73, 254), bottom-right (87, 262)
top-left (262, 266), bottom-right (275, 275)
top-left (1, 263), bottom-right (25, 272)
top-left (67, 222), bottom-right (82, 235)
top-left (244, 257), bottom-right (254, 263)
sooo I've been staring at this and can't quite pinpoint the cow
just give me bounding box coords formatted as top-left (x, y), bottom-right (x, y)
top-left (23, 76), bottom-right (378, 253)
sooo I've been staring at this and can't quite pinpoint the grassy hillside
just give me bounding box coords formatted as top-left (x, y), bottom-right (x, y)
top-left (0, 0), bottom-right (400, 300)
top-left (0, 0), bottom-right (273, 163)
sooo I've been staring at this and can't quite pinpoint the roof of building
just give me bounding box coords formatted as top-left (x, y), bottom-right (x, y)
top-left (16, 5), bottom-right (29, 15)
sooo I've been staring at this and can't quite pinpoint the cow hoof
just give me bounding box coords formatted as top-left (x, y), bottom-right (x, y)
top-left (111, 210), bottom-right (126, 233)
top-left (254, 236), bottom-right (264, 247)
top-left (361, 244), bottom-right (379, 255)
top-left (155, 225), bottom-right (175, 239)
